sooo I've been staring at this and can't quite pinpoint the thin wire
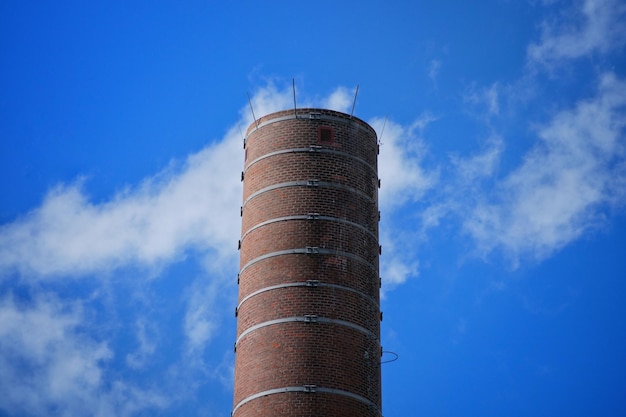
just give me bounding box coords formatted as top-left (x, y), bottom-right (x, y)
top-left (247, 92), bottom-right (258, 129)
top-left (350, 84), bottom-right (359, 119)
top-left (378, 113), bottom-right (388, 145)
top-left (292, 78), bottom-right (297, 118)
top-left (380, 350), bottom-right (399, 364)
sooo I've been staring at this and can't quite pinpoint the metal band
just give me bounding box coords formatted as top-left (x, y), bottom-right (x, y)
top-left (240, 214), bottom-right (377, 243)
top-left (245, 111), bottom-right (376, 139)
top-left (232, 385), bottom-right (382, 416)
top-left (235, 315), bottom-right (378, 347)
top-left (237, 281), bottom-right (379, 313)
top-left (239, 247), bottom-right (377, 276)
top-left (243, 180), bottom-right (375, 209)
top-left (244, 146), bottom-right (377, 176)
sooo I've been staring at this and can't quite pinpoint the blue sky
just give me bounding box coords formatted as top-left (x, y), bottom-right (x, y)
top-left (1, 0), bottom-right (625, 416)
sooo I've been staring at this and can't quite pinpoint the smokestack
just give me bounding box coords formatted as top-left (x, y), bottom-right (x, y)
top-left (234, 108), bottom-right (382, 416)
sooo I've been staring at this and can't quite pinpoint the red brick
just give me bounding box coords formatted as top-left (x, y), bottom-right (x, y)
top-left (235, 109), bottom-right (381, 417)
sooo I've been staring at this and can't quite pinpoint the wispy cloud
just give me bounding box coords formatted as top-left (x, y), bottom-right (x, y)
top-left (527, 0), bottom-right (626, 67)
top-left (125, 318), bottom-right (158, 370)
top-left (244, 83), bottom-right (296, 126)
top-left (183, 276), bottom-right (232, 355)
top-left (0, 129), bottom-right (242, 279)
top-left (464, 73), bottom-right (626, 263)
top-left (372, 114), bottom-right (439, 291)
top-left (464, 82), bottom-right (501, 120)
top-left (451, 135), bottom-right (504, 185)
top-left (374, 114), bottom-right (438, 211)
top-left (438, 0), bottom-right (626, 265)
top-left (379, 228), bottom-right (420, 295)
top-left (321, 86), bottom-right (354, 113)
top-left (428, 59), bottom-right (442, 86)
top-left (0, 294), bottom-right (168, 416)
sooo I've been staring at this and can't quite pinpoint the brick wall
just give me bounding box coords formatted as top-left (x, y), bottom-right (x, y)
top-left (234, 109), bottom-right (382, 417)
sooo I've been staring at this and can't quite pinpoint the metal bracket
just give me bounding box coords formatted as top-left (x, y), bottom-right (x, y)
top-left (305, 280), bottom-right (320, 287)
top-left (309, 112), bottom-right (321, 119)
top-left (307, 213), bottom-right (320, 220)
top-left (306, 179), bottom-right (319, 187)
top-left (308, 145), bottom-right (322, 152)
top-left (306, 246), bottom-right (319, 254)
top-left (304, 315), bottom-right (318, 323)
top-left (303, 384), bottom-right (317, 393)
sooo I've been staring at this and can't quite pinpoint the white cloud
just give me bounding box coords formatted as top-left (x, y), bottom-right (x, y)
top-left (446, 0), bottom-right (626, 265)
top-left (244, 83), bottom-right (296, 128)
top-left (372, 114), bottom-right (438, 290)
top-left (428, 59), bottom-right (442, 85)
top-left (0, 294), bottom-right (168, 417)
top-left (321, 86), bottom-right (354, 113)
top-left (0, 127), bottom-right (243, 279)
top-left (464, 73), bottom-right (626, 263)
top-left (379, 228), bottom-right (420, 295)
top-left (183, 277), bottom-right (230, 355)
top-left (464, 82), bottom-right (501, 120)
top-left (528, 0), bottom-right (626, 66)
top-left (125, 318), bottom-right (157, 369)
top-left (373, 114), bottom-right (438, 211)
top-left (451, 135), bottom-right (504, 184)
